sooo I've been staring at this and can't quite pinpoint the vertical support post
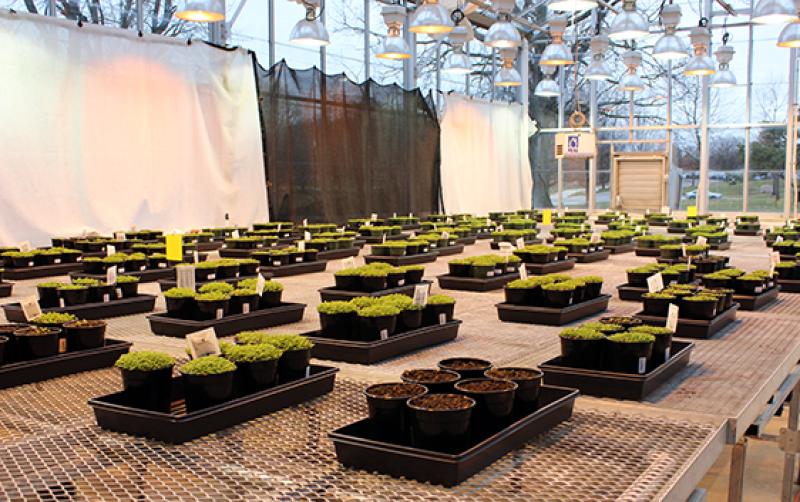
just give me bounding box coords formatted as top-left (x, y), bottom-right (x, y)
top-left (743, 11), bottom-right (753, 211)
top-left (728, 439), bottom-right (748, 502)
top-left (464, 40), bottom-right (471, 96)
top-left (435, 41), bottom-right (441, 109)
top-left (268, 0), bottom-right (276, 66)
top-left (517, 41), bottom-right (528, 105)
top-left (557, 67), bottom-right (565, 210)
top-left (48, 0), bottom-right (56, 16)
top-left (136, 0), bottom-right (143, 32)
top-left (784, 48), bottom-right (797, 217)
top-left (209, 0), bottom-right (226, 45)
top-left (320, 0), bottom-right (326, 72)
top-left (781, 381), bottom-right (800, 502)
top-left (589, 78), bottom-right (597, 212)
top-left (667, 59), bottom-right (675, 209)
top-left (697, 0), bottom-right (713, 214)
top-left (490, 48), bottom-right (497, 101)
top-left (403, 0), bottom-right (415, 90)
top-left (363, 0), bottom-right (370, 81)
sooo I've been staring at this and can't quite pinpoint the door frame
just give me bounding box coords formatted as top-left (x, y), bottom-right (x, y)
top-left (611, 151), bottom-right (669, 211)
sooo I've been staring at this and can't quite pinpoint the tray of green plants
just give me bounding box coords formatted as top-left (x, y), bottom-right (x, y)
top-left (149, 280), bottom-right (304, 338)
top-left (700, 268), bottom-right (780, 310)
top-left (489, 230), bottom-right (541, 250)
top-left (540, 321), bottom-right (694, 401)
top-left (734, 215), bottom-right (761, 235)
top-left (634, 234), bottom-right (683, 256)
top-left (90, 335), bottom-right (337, 444)
top-left (771, 240), bottom-right (800, 260)
top-left (299, 234), bottom-right (360, 260)
top-left (329, 356), bottom-right (577, 487)
top-left (618, 263), bottom-right (698, 302)
top-left (646, 213), bottom-right (673, 226)
top-left (156, 260), bottom-right (273, 291)
top-left (1, 246), bottom-right (84, 280)
top-left (357, 225), bottom-right (406, 243)
top-left (595, 211), bottom-right (627, 224)
top-left (437, 255), bottom-right (523, 292)
top-left (319, 263), bottom-right (427, 301)
top-left (364, 239), bottom-right (439, 266)
top-left (3, 277), bottom-right (155, 323)
top-left (306, 294), bottom-right (459, 364)
top-left (775, 261), bottom-right (800, 293)
top-left (496, 274), bottom-right (609, 326)
top-left (634, 283), bottom-right (739, 339)
top-left (0, 315), bottom-right (131, 390)
top-left (553, 238), bottom-right (610, 263)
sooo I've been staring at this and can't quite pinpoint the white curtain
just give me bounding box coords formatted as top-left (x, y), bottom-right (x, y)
top-left (0, 12), bottom-right (268, 246)
top-left (439, 94), bottom-right (532, 215)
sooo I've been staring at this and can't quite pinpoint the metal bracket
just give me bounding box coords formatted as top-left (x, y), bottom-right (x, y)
top-left (778, 428), bottom-right (800, 454)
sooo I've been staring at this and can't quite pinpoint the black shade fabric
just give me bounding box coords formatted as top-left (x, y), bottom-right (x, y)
top-left (255, 61), bottom-right (441, 223)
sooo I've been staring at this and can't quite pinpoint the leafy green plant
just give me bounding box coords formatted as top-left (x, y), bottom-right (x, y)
top-left (358, 304), bottom-right (402, 317)
top-left (580, 276), bottom-right (603, 284)
top-left (194, 260), bottom-right (220, 270)
top-left (683, 295), bottom-right (719, 302)
top-left (232, 288), bottom-right (257, 297)
top-left (163, 287), bottom-right (196, 299)
top-left (262, 281), bottom-right (284, 292)
top-left (237, 278), bottom-right (257, 289)
top-left (630, 325), bottom-right (674, 336)
top-left (257, 333), bottom-right (314, 351)
top-left (31, 312), bottom-right (78, 324)
top-left (57, 284), bottom-right (87, 291)
top-left (198, 282), bottom-right (235, 295)
top-left (37, 281), bottom-right (65, 288)
top-left (180, 355), bottom-right (236, 375)
top-left (115, 351), bottom-right (175, 371)
top-left (643, 292), bottom-right (677, 299)
top-left (334, 267), bottom-right (361, 277)
top-left (559, 327), bottom-right (605, 340)
top-left (317, 301), bottom-right (357, 314)
top-left (349, 296), bottom-right (378, 309)
top-left (195, 291), bottom-right (230, 302)
top-left (221, 342), bottom-right (282, 363)
top-left (379, 293), bottom-right (413, 310)
top-left (427, 294), bottom-right (455, 305)
top-left (607, 332), bottom-right (656, 343)
top-left (116, 275), bottom-right (140, 283)
top-left (542, 281), bottom-right (577, 292)
top-left (72, 277), bottom-right (100, 286)
top-left (399, 265), bottom-right (425, 272)
top-left (581, 322), bottom-right (622, 333)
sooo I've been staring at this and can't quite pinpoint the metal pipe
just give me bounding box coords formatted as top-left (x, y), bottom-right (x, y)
top-left (743, 8), bottom-right (753, 211)
top-left (136, 0), bottom-right (143, 32)
top-left (784, 48), bottom-right (797, 217)
top-left (364, 0), bottom-right (370, 81)
top-left (558, 67), bottom-right (565, 210)
top-left (697, 0), bottom-right (713, 214)
top-left (320, 0), bottom-right (326, 72)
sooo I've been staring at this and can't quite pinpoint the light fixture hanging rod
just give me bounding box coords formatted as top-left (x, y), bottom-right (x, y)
top-left (648, 19), bottom-right (755, 35)
top-left (465, 0), bottom-right (547, 33)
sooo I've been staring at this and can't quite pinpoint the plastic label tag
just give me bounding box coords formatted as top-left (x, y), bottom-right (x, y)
top-left (20, 296), bottom-right (42, 321)
top-left (666, 304), bottom-right (680, 332)
top-left (519, 266), bottom-right (528, 280)
top-left (114, 231), bottom-right (125, 241)
top-left (635, 225), bottom-right (641, 234)
top-left (647, 273), bottom-right (664, 293)
top-left (380, 329), bottom-right (388, 340)
top-left (208, 273), bottom-right (216, 280)
top-left (242, 303), bottom-right (250, 314)
top-left (776, 235), bottom-right (785, 244)
top-left (186, 328), bottom-right (221, 359)
top-left (755, 286), bottom-right (764, 294)
top-left (103, 293), bottom-right (110, 303)
top-left (106, 265), bottom-right (117, 286)
top-left (273, 260), bottom-right (282, 266)
top-left (341, 257), bottom-right (356, 269)
top-left (515, 237), bottom-right (525, 249)
top-left (59, 338), bottom-right (67, 353)
top-left (295, 257), bottom-right (302, 263)
top-left (106, 244), bottom-right (116, 257)
top-left (304, 231), bottom-right (311, 242)
top-left (442, 231), bottom-right (449, 241)
top-left (159, 262), bottom-right (167, 269)
top-left (298, 240), bottom-right (306, 252)
top-left (398, 279), bottom-right (405, 286)
top-left (256, 274), bottom-right (266, 295)
top-left (139, 265), bottom-right (146, 271)
top-left (54, 258), bottom-right (61, 264)
top-left (382, 234), bottom-right (387, 244)
top-left (193, 251), bottom-right (199, 264)
top-left (696, 236), bottom-right (707, 246)
top-left (176, 266), bottom-right (196, 291)
top-left (487, 271), bottom-right (495, 277)
top-left (413, 284), bottom-right (429, 306)
top-left (59, 298), bottom-right (65, 308)
top-left (638, 357), bottom-right (647, 374)
top-left (216, 308), bottom-right (224, 320)
top-left (664, 347), bottom-right (671, 361)
top-left (115, 287), bottom-right (123, 298)
top-left (27, 261), bottom-right (33, 267)
top-left (439, 313), bottom-right (446, 325)
top-left (370, 213), bottom-right (378, 221)
top-left (681, 244), bottom-right (687, 257)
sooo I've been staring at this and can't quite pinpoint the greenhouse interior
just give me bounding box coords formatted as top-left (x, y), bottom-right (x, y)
top-left (3, 0), bottom-right (800, 499)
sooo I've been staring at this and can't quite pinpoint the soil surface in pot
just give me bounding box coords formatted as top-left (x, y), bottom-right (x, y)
top-left (486, 368), bottom-right (541, 380)
top-left (439, 358), bottom-right (492, 371)
top-left (457, 379), bottom-right (515, 392)
top-left (367, 383), bottom-right (426, 399)
top-left (402, 369), bottom-right (459, 383)
top-left (409, 393), bottom-right (473, 411)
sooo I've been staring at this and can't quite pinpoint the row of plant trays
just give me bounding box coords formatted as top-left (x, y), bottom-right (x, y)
top-left (364, 251), bottom-right (438, 266)
top-left (568, 248), bottom-right (611, 263)
top-left (3, 262), bottom-right (84, 280)
top-left (147, 302), bottom-right (306, 338)
top-left (634, 304), bottom-right (738, 339)
top-left (157, 272), bottom-right (271, 291)
top-left (437, 272), bottom-right (520, 292)
top-left (496, 295), bottom-right (611, 326)
top-left (734, 228), bottom-right (762, 236)
top-left (617, 281), bottom-right (700, 302)
top-left (69, 268), bottom-right (173, 284)
top-left (605, 242), bottom-right (636, 254)
top-left (777, 279), bottom-right (800, 293)
top-left (319, 280), bottom-right (431, 302)
top-left (3, 295), bottom-right (157, 323)
top-left (490, 238), bottom-right (542, 250)
top-left (90, 364), bottom-right (338, 444)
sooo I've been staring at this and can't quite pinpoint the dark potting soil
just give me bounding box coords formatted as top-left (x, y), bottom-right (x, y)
top-left (409, 394), bottom-right (473, 411)
top-left (457, 379), bottom-right (515, 392)
top-left (440, 358), bottom-right (491, 370)
top-left (402, 369), bottom-right (459, 383)
top-left (600, 316), bottom-right (642, 327)
top-left (367, 383), bottom-right (426, 399)
top-left (486, 368), bottom-right (540, 380)
top-left (66, 320), bottom-right (105, 328)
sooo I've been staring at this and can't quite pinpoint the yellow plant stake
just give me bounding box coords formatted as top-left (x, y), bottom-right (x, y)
top-left (166, 234), bottom-right (183, 262)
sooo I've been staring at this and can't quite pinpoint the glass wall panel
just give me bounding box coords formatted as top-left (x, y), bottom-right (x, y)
top-left (326, 0), bottom-right (366, 81)
top-left (748, 127), bottom-right (787, 212)
top-left (562, 157), bottom-right (589, 209)
top-left (707, 128), bottom-right (745, 211)
top-left (531, 133), bottom-right (558, 208)
top-left (274, 1), bottom-right (321, 71)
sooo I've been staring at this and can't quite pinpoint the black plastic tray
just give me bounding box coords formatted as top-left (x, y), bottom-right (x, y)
top-left (0, 282), bottom-right (12, 298)
top-left (606, 242), bottom-right (635, 254)
top-left (617, 283), bottom-right (648, 302)
top-left (710, 241), bottom-right (731, 250)
top-left (540, 341), bottom-right (694, 401)
top-left (147, 302), bottom-right (306, 338)
top-left (3, 295), bottom-right (157, 322)
top-left (319, 280), bottom-right (431, 302)
top-left (634, 247), bottom-right (662, 257)
top-left (634, 304), bottom-right (738, 339)
top-left (157, 272), bottom-right (272, 292)
top-left (261, 260), bottom-right (327, 277)
top-left (734, 286), bottom-right (780, 310)
top-left (360, 234), bottom-right (408, 244)
top-left (490, 239), bottom-right (541, 250)
top-left (524, 259), bottom-right (576, 275)
top-left (69, 268), bottom-right (174, 283)
top-left (3, 262), bottom-right (84, 280)
top-left (456, 236), bottom-right (477, 245)
top-left (777, 279), bottom-right (800, 293)
top-left (0, 339), bottom-right (132, 390)
top-left (330, 385), bottom-right (578, 487)
top-left (568, 249), bottom-right (611, 263)
top-left (734, 229), bottom-right (761, 236)
top-left (496, 295), bottom-right (611, 326)
top-left (433, 244), bottom-right (465, 256)
top-left (316, 248), bottom-right (360, 261)
top-left (437, 272), bottom-right (519, 292)
top-left (195, 241), bottom-right (224, 252)
top-left (363, 252), bottom-right (438, 266)
top-left (89, 365), bottom-right (337, 444)
top-left (304, 320), bottom-right (460, 364)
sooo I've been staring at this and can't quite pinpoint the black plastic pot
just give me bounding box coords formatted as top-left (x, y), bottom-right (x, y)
top-left (485, 367), bottom-right (543, 407)
top-left (360, 275), bottom-right (388, 292)
top-left (303, 250), bottom-right (319, 262)
top-left (777, 267), bottom-right (797, 280)
top-left (120, 366), bottom-right (174, 412)
top-left (59, 287), bottom-right (89, 306)
top-left (63, 320), bottom-right (106, 350)
top-left (118, 282), bottom-right (139, 298)
top-left (358, 314), bottom-right (397, 341)
top-left (365, 382), bottom-right (428, 439)
top-left (238, 262), bottom-right (259, 276)
top-left (703, 277), bottom-right (732, 289)
top-left (651, 332), bottom-right (674, 365)
top-left (37, 285), bottom-right (61, 309)
top-left (259, 290), bottom-right (282, 308)
top-left (319, 311), bottom-right (356, 339)
top-left (387, 270), bottom-right (406, 288)
top-left (471, 265), bottom-right (495, 279)
top-left (13, 327), bottom-right (60, 359)
top-left (11, 256), bottom-right (35, 268)
top-left (277, 348), bottom-right (311, 381)
top-left (572, 283), bottom-right (586, 303)
top-left (126, 258), bottom-right (146, 272)
top-left (166, 296), bottom-right (196, 319)
top-left (544, 289), bottom-right (573, 308)
top-left (88, 284), bottom-right (116, 303)
top-left (449, 263), bottom-right (470, 277)
top-left (681, 299), bottom-right (717, 320)
top-left (423, 303), bottom-right (455, 325)
top-left (401, 369), bottom-right (460, 393)
top-left (504, 287), bottom-right (529, 305)
top-left (334, 275), bottom-right (359, 290)
top-left (528, 252), bottom-right (550, 264)
top-left (560, 337), bottom-right (605, 369)
top-left (196, 298), bottom-right (230, 320)
top-left (397, 308), bottom-right (423, 332)
top-left (181, 370), bottom-right (235, 412)
top-left (734, 279), bottom-right (764, 295)
top-left (643, 297), bottom-right (672, 316)
top-left (438, 357), bottom-right (492, 379)
top-left (626, 271), bottom-right (652, 287)
top-left (584, 282), bottom-right (602, 299)
top-left (0, 335), bottom-right (7, 365)
top-left (234, 358), bottom-right (278, 394)
top-left (608, 340), bottom-right (654, 374)
top-left (230, 294), bottom-right (260, 315)
top-left (83, 261), bottom-right (105, 274)
top-left (216, 264), bottom-right (239, 279)
top-left (148, 256), bottom-right (169, 269)
top-left (407, 394), bottom-right (475, 449)
top-left (454, 378), bottom-right (517, 425)
top-left (195, 267), bottom-right (216, 282)
top-left (404, 269), bottom-right (424, 284)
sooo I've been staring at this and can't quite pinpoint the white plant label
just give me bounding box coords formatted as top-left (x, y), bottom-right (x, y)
top-left (176, 266), bottom-right (196, 291)
top-left (392, 212), bottom-right (397, 218)
top-left (442, 231), bottom-right (449, 241)
top-left (770, 251), bottom-right (781, 275)
top-left (242, 303), bottom-right (250, 314)
top-left (303, 219), bottom-right (308, 227)
top-left (380, 329), bottom-right (389, 340)
top-left (666, 303), bottom-right (680, 333)
top-left (341, 257), bottom-right (356, 270)
top-left (256, 273), bottom-right (267, 295)
top-left (298, 240), bottom-right (306, 252)
top-left (215, 308), bottom-right (224, 320)
top-left (696, 236), bottom-right (707, 247)
top-left (304, 231), bottom-right (312, 241)
top-left (776, 235), bottom-right (784, 244)
top-left (193, 251), bottom-right (199, 264)
top-left (497, 224), bottom-right (504, 232)
top-left (647, 273), bottom-right (664, 293)
top-left (409, 232), bottom-right (416, 239)
top-left (381, 233), bottom-right (387, 244)
top-left (20, 296), bottom-right (42, 321)
top-left (519, 265), bottom-right (528, 280)
top-left (515, 237), bottom-right (525, 249)
top-left (106, 265), bottom-right (117, 286)
top-left (687, 255), bottom-right (692, 270)
top-left (338, 227), bottom-right (345, 234)
top-left (438, 313), bottom-right (447, 325)
top-left (277, 223), bottom-right (282, 232)
top-left (114, 231), bottom-right (125, 241)
top-left (187, 328), bottom-right (221, 359)
top-left (638, 357), bottom-right (647, 374)
top-left (232, 230), bottom-right (240, 239)
top-left (590, 232), bottom-right (601, 244)
top-left (370, 213), bottom-right (378, 221)
top-left (115, 287), bottom-right (122, 298)
top-left (680, 244), bottom-right (687, 257)
top-left (413, 283), bottom-right (429, 306)
top-left (18, 241), bottom-right (32, 252)
top-left (103, 293), bottom-right (110, 303)
top-left (664, 346), bottom-right (671, 361)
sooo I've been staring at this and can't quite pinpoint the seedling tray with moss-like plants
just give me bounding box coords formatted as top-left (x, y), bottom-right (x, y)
top-left (634, 304), bottom-right (739, 339)
top-left (490, 239), bottom-right (542, 250)
top-left (261, 260), bottom-right (327, 277)
top-left (616, 284), bottom-right (650, 302)
top-left (524, 259), bottom-right (576, 275)
top-left (539, 341), bottom-right (694, 401)
top-left (304, 320), bottom-right (461, 364)
top-left (710, 241), bottom-right (731, 251)
top-left (733, 286), bottom-right (780, 310)
top-left (316, 247), bottom-right (360, 261)
top-left (69, 268), bottom-right (174, 284)
top-left (733, 229), bottom-right (761, 236)
top-left (567, 249), bottom-right (611, 263)
top-left (195, 241), bottom-right (224, 252)
top-left (605, 242), bottom-right (635, 254)
top-left (146, 302), bottom-right (306, 338)
top-left (0, 282), bottom-right (12, 298)
top-left (495, 295), bottom-right (611, 326)
top-left (364, 252), bottom-right (438, 266)
top-left (329, 385), bottom-right (578, 488)
top-left (432, 244), bottom-right (465, 257)
top-left (2, 295), bottom-right (157, 323)
top-left (157, 273), bottom-right (272, 292)
top-left (89, 365), bottom-right (337, 444)
top-left (437, 272), bottom-right (520, 292)
top-left (777, 279), bottom-right (800, 293)
top-left (361, 234), bottom-right (408, 244)
top-left (3, 262), bottom-right (84, 280)
top-left (455, 236), bottom-right (477, 245)
top-left (634, 247), bottom-right (663, 257)
top-left (0, 339), bottom-right (132, 390)
top-left (319, 280), bottom-right (432, 302)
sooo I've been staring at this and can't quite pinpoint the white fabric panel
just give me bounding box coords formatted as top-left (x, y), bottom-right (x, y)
top-left (0, 12), bottom-right (268, 246)
top-left (439, 94), bottom-right (532, 215)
